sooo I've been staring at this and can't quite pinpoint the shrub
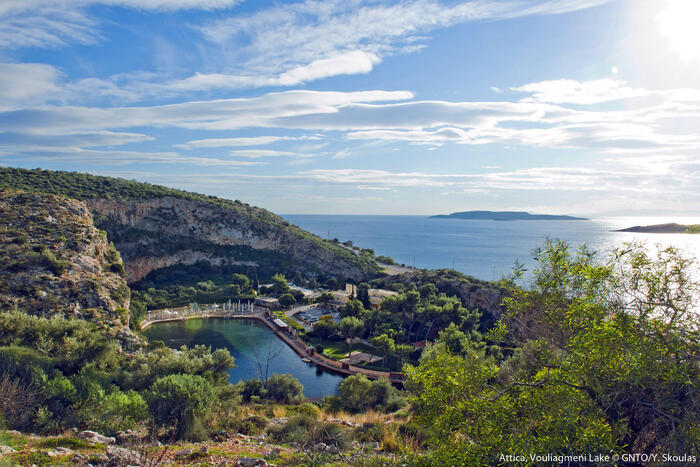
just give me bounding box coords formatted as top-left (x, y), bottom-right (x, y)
top-left (146, 374), bottom-right (215, 440)
top-left (288, 402), bottom-right (321, 419)
top-left (268, 414), bottom-right (349, 450)
top-left (264, 374), bottom-right (304, 403)
top-left (233, 414), bottom-right (269, 435)
top-left (241, 379), bottom-right (266, 402)
top-left (336, 375), bottom-right (406, 413)
top-left (0, 345), bottom-right (52, 386)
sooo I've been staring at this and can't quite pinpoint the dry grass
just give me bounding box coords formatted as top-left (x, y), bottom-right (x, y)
top-left (322, 409), bottom-right (403, 426)
top-left (272, 406), bottom-right (287, 418)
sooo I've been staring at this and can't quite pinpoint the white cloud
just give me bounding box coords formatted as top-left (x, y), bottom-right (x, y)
top-left (2, 149), bottom-right (263, 167)
top-left (187, 0), bottom-right (616, 92)
top-left (0, 89), bottom-right (414, 133)
top-left (512, 79), bottom-right (653, 105)
top-left (3, 78), bottom-right (700, 165)
top-left (276, 50), bottom-right (380, 86)
top-left (0, 131), bottom-right (152, 151)
top-left (298, 166), bottom-right (697, 195)
top-left (179, 136), bottom-right (303, 149)
top-left (0, 0), bottom-right (242, 15)
top-left (0, 8), bottom-right (97, 49)
top-left (228, 149), bottom-right (317, 159)
top-left (0, 0), bottom-right (617, 97)
top-left (0, 63), bottom-right (63, 108)
top-left (0, 0), bottom-right (242, 50)
top-left (151, 50), bottom-right (381, 94)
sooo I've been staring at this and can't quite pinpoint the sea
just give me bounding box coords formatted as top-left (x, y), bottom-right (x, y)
top-left (282, 215), bottom-right (700, 283)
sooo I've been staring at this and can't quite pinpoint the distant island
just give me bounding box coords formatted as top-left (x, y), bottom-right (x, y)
top-left (615, 223), bottom-right (700, 234)
top-left (431, 210), bottom-right (588, 221)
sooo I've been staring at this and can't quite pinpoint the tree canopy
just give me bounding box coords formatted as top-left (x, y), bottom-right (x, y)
top-left (405, 240), bottom-right (699, 465)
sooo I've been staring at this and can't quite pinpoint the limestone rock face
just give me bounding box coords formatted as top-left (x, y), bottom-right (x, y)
top-left (0, 190), bottom-right (131, 328)
top-left (87, 197), bottom-right (375, 284)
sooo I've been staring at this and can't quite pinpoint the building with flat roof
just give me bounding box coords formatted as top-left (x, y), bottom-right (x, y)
top-left (255, 296), bottom-right (279, 308)
top-left (272, 318), bottom-right (288, 329)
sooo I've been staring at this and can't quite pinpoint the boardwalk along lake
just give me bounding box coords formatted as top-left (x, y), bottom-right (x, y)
top-left (143, 318), bottom-right (344, 399)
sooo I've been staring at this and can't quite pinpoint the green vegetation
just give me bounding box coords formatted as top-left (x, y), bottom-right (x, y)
top-left (371, 268), bottom-right (505, 329)
top-left (328, 375), bottom-right (406, 414)
top-left (146, 374), bottom-right (215, 440)
top-left (405, 240), bottom-right (699, 465)
top-left (308, 282), bottom-right (484, 371)
top-left (0, 310), bottom-right (234, 439)
top-left (238, 375), bottom-right (304, 404)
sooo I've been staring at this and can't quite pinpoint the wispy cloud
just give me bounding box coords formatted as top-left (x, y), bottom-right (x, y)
top-left (178, 136), bottom-right (310, 149)
top-left (4, 79), bottom-right (700, 158)
top-left (0, 63), bottom-right (63, 109)
top-left (0, 0), bottom-right (242, 50)
top-left (0, 131), bottom-right (152, 151)
top-left (1, 149), bottom-right (263, 167)
top-left (298, 165), bottom-right (699, 195)
top-left (228, 149), bottom-right (318, 159)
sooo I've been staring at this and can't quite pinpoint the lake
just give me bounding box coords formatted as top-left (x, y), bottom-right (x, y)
top-left (283, 215), bottom-right (700, 282)
top-left (143, 318), bottom-right (344, 398)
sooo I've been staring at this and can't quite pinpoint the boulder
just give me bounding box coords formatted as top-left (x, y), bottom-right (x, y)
top-left (175, 448), bottom-right (193, 459)
top-left (78, 430), bottom-right (116, 445)
top-left (47, 446), bottom-right (74, 457)
top-left (106, 445), bottom-right (143, 466)
top-left (236, 457), bottom-right (267, 466)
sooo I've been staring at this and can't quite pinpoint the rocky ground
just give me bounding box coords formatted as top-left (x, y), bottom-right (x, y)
top-left (0, 423), bottom-right (403, 466)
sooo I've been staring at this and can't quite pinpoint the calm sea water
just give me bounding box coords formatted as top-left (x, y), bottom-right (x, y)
top-left (143, 319), bottom-right (344, 398)
top-left (283, 215), bottom-right (700, 282)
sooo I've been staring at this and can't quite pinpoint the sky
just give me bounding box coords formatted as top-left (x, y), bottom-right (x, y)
top-left (1, 0), bottom-right (700, 216)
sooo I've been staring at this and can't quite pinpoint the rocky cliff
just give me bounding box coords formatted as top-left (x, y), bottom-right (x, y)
top-left (0, 167), bottom-right (379, 286)
top-left (0, 190), bottom-right (131, 329)
top-left (88, 196), bottom-right (375, 284)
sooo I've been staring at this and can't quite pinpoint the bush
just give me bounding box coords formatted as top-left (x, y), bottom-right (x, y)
top-left (146, 374), bottom-right (215, 440)
top-left (0, 346), bottom-right (52, 386)
top-left (241, 379), bottom-right (266, 402)
top-left (336, 375), bottom-right (406, 413)
top-left (233, 414), bottom-right (269, 435)
top-left (288, 402), bottom-right (321, 419)
top-left (264, 374), bottom-right (304, 403)
top-left (268, 414), bottom-right (349, 450)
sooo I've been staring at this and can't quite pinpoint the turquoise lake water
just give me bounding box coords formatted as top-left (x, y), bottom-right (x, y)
top-left (143, 319), bottom-right (344, 399)
top-left (283, 215), bottom-right (700, 282)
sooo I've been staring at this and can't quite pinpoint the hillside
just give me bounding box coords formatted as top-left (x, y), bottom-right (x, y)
top-left (0, 190), bottom-right (135, 338)
top-left (0, 167), bottom-right (379, 285)
top-left (616, 222), bottom-right (700, 234)
top-left (431, 210), bottom-right (588, 221)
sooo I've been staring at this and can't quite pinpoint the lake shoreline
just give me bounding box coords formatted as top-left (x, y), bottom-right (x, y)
top-left (142, 313), bottom-right (403, 386)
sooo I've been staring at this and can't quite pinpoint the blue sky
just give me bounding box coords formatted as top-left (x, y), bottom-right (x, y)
top-left (1, 0), bottom-right (700, 215)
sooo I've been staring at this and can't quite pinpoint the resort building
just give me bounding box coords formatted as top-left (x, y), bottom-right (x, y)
top-left (255, 296), bottom-right (280, 308)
